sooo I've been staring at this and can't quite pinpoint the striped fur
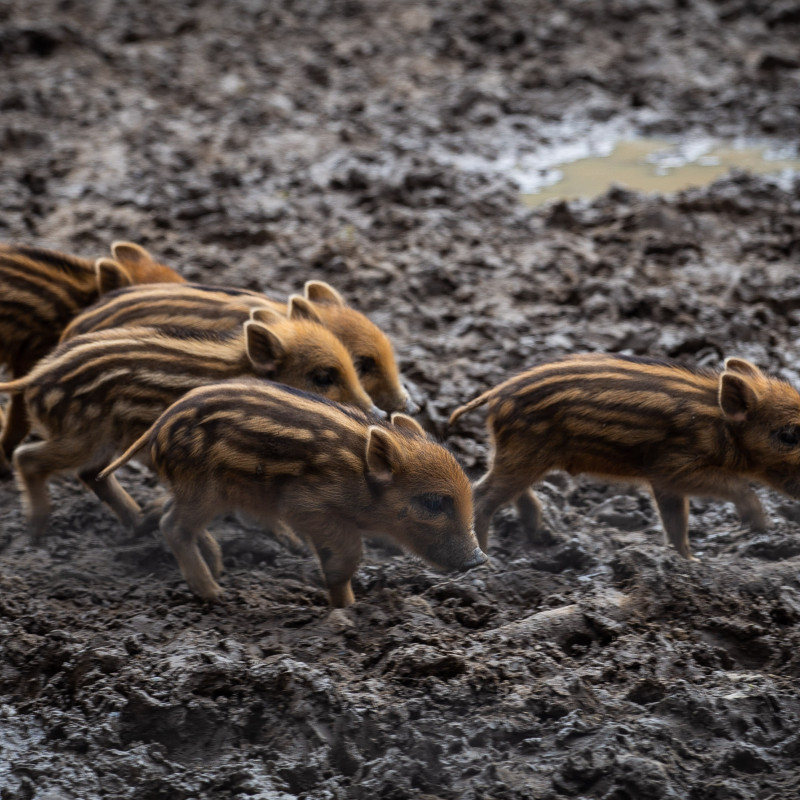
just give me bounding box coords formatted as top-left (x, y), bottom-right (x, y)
top-left (62, 276), bottom-right (415, 415)
top-left (3, 317), bottom-right (374, 541)
top-left (61, 282), bottom-right (277, 341)
top-left (450, 353), bottom-right (800, 557)
top-left (101, 380), bottom-right (485, 606)
top-left (0, 241), bottom-right (183, 476)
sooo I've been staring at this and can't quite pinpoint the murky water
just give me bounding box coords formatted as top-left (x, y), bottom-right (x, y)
top-left (520, 138), bottom-right (800, 206)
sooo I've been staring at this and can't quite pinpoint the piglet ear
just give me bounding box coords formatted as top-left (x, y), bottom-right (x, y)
top-left (244, 320), bottom-right (283, 373)
top-left (365, 426), bottom-right (396, 485)
top-left (109, 241), bottom-right (184, 285)
top-left (250, 306), bottom-right (285, 326)
top-left (111, 241), bottom-right (154, 268)
top-left (95, 257), bottom-right (133, 294)
top-left (304, 280), bottom-right (346, 307)
top-left (390, 413), bottom-right (425, 437)
top-left (723, 358), bottom-right (762, 379)
top-left (719, 372), bottom-right (757, 423)
top-left (288, 295), bottom-right (324, 324)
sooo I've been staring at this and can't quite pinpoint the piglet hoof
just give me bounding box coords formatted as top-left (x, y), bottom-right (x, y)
top-left (0, 458), bottom-right (13, 481)
top-left (27, 517), bottom-right (49, 545)
top-left (191, 581), bottom-right (223, 604)
top-left (743, 515), bottom-right (768, 534)
top-left (525, 524), bottom-right (564, 547)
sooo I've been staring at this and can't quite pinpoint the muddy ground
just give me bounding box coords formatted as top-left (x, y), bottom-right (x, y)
top-left (2, 1), bottom-right (800, 797)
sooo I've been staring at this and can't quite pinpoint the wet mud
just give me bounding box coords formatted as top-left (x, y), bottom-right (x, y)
top-left (2, 1), bottom-right (800, 798)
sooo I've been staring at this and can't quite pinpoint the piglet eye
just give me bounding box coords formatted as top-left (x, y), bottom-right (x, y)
top-left (412, 493), bottom-right (453, 516)
top-left (310, 367), bottom-right (339, 388)
top-left (779, 427), bottom-right (800, 446)
top-left (356, 356), bottom-right (377, 376)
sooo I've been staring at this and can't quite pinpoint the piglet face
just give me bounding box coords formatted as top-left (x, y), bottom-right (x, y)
top-left (364, 416), bottom-right (485, 571)
top-left (301, 282), bottom-right (412, 414)
top-left (719, 361), bottom-right (800, 497)
top-left (244, 317), bottom-right (374, 413)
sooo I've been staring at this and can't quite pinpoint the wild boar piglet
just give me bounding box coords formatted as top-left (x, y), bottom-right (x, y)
top-left (0, 241), bottom-right (183, 476)
top-left (101, 380), bottom-right (486, 606)
top-left (450, 353), bottom-right (800, 559)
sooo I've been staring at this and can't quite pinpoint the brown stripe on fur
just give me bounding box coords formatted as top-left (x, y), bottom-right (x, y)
top-left (61, 283), bottom-right (275, 341)
top-left (451, 353), bottom-right (716, 426)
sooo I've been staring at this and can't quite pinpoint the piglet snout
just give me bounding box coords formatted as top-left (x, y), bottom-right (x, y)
top-left (460, 547), bottom-right (488, 571)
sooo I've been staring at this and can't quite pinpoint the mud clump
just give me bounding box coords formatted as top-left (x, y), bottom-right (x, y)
top-left (2, 1), bottom-right (800, 798)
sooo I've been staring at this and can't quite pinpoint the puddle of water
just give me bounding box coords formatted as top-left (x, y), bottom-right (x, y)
top-left (520, 138), bottom-right (800, 206)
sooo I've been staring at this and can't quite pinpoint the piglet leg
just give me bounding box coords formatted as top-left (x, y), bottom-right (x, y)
top-left (306, 526), bottom-right (363, 607)
top-left (0, 394), bottom-right (29, 478)
top-left (160, 502), bottom-right (222, 601)
top-left (14, 439), bottom-right (75, 542)
top-left (79, 468), bottom-right (142, 531)
top-left (651, 487), bottom-right (696, 560)
top-left (723, 480), bottom-right (767, 532)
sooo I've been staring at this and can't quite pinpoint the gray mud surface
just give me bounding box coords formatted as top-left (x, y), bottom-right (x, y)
top-left (2, 1), bottom-right (800, 798)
